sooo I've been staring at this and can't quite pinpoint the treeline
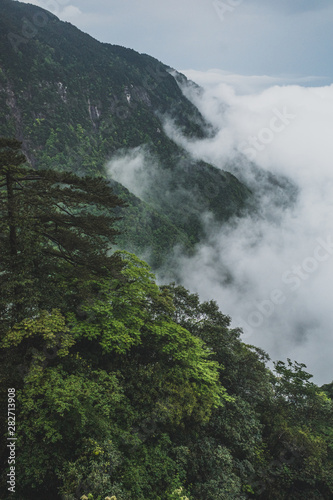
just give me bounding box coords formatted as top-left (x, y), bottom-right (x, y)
top-left (0, 139), bottom-right (332, 500)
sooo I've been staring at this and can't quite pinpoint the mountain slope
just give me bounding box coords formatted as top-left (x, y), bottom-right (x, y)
top-left (0, 0), bottom-right (251, 266)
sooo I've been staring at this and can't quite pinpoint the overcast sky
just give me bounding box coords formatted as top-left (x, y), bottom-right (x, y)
top-left (18, 0), bottom-right (333, 83)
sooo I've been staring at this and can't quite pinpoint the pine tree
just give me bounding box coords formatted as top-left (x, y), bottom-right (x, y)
top-left (0, 137), bottom-right (126, 331)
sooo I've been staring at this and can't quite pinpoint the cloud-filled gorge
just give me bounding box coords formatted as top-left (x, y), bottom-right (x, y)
top-left (173, 72), bottom-right (333, 385)
top-left (108, 72), bottom-right (333, 385)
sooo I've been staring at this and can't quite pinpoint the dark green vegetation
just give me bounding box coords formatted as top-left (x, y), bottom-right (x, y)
top-left (0, 0), bottom-right (251, 267)
top-left (0, 140), bottom-right (333, 500)
top-left (0, 137), bottom-right (125, 333)
top-left (0, 1), bottom-right (332, 498)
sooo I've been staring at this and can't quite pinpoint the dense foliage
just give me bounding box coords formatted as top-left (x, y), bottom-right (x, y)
top-left (0, 141), bottom-right (332, 500)
top-left (0, 2), bottom-right (332, 498)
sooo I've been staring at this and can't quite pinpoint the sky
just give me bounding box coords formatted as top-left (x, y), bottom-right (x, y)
top-left (16, 0), bottom-right (333, 383)
top-left (17, 0), bottom-right (333, 83)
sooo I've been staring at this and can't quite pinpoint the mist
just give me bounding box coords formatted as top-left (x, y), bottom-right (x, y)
top-left (163, 71), bottom-right (333, 385)
top-left (107, 145), bottom-right (156, 200)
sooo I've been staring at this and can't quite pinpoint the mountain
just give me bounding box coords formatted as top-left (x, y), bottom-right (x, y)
top-left (1, 4), bottom-right (333, 500)
top-left (0, 0), bottom-right (251, 266)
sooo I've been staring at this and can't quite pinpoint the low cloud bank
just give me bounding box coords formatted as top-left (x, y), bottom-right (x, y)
top-left (164, 71), bottom-right (333, 384)
top-left (107, 146), bottom-right (154, 200)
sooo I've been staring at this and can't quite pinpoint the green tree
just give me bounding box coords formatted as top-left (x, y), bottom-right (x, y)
top-left (0, 137), bottom-right (125, 331)
top-left (251, 360), bottom-right (333, 499)
top-left (0, 253), bottom-right (230, 499)
top-left (70, 252), bottom-right (230, 425)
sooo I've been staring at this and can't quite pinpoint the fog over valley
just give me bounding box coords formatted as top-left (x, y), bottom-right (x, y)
top-left (159, 71), bottom-right (333, 384)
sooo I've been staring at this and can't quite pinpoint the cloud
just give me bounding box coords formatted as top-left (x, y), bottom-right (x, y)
top-left (180, 69), bottom-right (328, 95)
top-left (162, 71), bottom-right (333, 385)
top-left (59, 5), bottom-right (82, 21)
top-left (106, 146), bottom-right (154, 200)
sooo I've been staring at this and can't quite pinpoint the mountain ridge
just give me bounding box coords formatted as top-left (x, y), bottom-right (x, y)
top-left (0, 0), bottom-right (251, 267)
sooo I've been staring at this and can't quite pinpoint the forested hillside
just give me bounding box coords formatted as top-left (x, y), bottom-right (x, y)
top-left (0, 1), bottom-right (332, 499)
top-left (0, 0), bottom-right (250, 267)
top-left (0, 139), bottom-right (332, 500)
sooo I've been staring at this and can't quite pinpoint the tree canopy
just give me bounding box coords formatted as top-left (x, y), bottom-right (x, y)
top-left (0, 140), bottom-right (332, 500)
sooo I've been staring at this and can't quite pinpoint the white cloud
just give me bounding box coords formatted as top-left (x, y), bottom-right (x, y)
top-left (106, 146), bottom-right (153, 200)
top-left (163, 71), bottom-right (333, 384)
top-left (59, 5), bottom-right (82, 21)
top-left (181, 69), bottom-right (327, 95)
